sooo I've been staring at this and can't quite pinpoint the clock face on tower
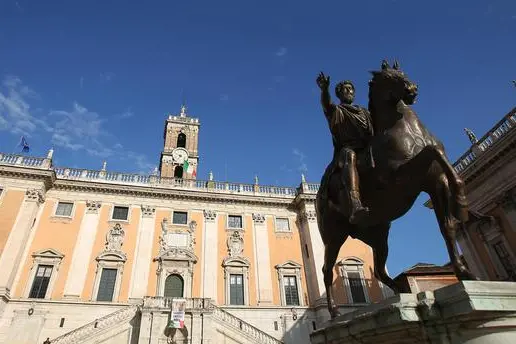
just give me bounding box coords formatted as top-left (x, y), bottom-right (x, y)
top-left (172, 147), bottom-right (189, 164)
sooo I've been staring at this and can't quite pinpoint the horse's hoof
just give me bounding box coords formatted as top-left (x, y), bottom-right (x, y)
top-left (330, 309), bottom-right (341, 319)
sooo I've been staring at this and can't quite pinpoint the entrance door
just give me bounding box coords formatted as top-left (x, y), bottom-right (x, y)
top-left (164, 274), bottom-right (184, 298)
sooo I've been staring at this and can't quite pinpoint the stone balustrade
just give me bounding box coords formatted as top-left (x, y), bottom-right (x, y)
top-left (142, 296), bottom-right (213, 310)
top-left (50, 305), bottom-right (139, 344)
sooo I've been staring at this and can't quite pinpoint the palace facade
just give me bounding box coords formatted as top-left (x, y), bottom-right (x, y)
top-left (439, 107), bottom-right (516, 282)
top-left (0, 107), bottom-right (391, 344)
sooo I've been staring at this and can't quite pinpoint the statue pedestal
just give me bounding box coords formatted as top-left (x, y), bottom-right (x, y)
top-left (311, 281), bottom-right (516, 344)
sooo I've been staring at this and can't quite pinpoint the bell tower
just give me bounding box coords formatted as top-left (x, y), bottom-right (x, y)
top-left (159, 105), bottom-right (200, 179)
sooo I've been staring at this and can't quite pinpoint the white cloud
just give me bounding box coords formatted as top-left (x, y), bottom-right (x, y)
top-left (275, 47), bottom-right (287, 57)
top-left (0, 75), bottom-right (44, 136)
top-left (293, 148), bottom-right (308, 173)
top-left (1, 75), bottom-right (154, 173)
top-left (117, 108), bottom-right (134, 118)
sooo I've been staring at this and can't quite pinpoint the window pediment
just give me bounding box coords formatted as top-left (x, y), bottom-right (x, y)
top-left (275, 260), bottom-right (302, 270)
top-left (97, 251), bottom-right (127, 262)
top-left (222, 256), bottom-right (250, 268)
top-left (32, 248), bottom-right (64, 260)
top-left (157, 247), bottom-right (198, 263)
top-left (337, 257), bottom-right (364, 266)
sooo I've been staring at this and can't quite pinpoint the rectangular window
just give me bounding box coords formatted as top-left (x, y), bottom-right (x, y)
top-left (275, 218), bottom-right (290, 232)
top-left (172, 211), bottom-right (188, 225)
top-left (229, 274), bottom-right (244, 305)
top-left (55, 202), bottom-right (73, 217)
top-left (284, 276), bottom-right (300, 306)
top-left (228, 215), bottom-right (243, 229)
top-left (347, 271), bottom-right (367, 303)
top-left (29, 265), bottom-right (53, 299)
top-left (112, 206), bottom-right (129, 221)
top-left (493, 241), bottom-right (515, 278)
top-left (96, 268), bottom-right (117, 302)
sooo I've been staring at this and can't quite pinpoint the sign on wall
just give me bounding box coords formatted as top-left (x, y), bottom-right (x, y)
top-left (169, 298), bottom-right (186, 329)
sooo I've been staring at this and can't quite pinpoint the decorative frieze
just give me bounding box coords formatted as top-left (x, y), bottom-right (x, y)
top-left (227, 230), bottom-right (244, 257)
top-left (25, 189), bottom-right (44, 203)
top-left (252, 213), bottom-right (266, 224)
top-left (106, 223), bottom-right (125, 252)
top-left (141, 205), bottom-right (156, 218)
top-left (204, 209), bottom-right (217, 222)
top-left (85, 200), bottom-right (101, 214)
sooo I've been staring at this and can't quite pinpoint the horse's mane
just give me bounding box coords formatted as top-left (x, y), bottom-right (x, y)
top-left (367, 68), bottom-right (406, 133)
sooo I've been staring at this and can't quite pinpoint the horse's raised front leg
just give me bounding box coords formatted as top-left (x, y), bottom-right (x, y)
top-left (322, 235), bottom-right (346, 319)
top-left (430, 173), bottom-right (478, 281)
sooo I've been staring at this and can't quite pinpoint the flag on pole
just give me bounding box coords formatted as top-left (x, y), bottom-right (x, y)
top-left (192, 168), bottom-right (197, 179)
top-left (183, 160), bottom-right (194, 175)
top-left (19, 136), bottom-right (30, 153)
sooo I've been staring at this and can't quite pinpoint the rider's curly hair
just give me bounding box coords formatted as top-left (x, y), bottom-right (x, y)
top-left (335, 80), bottom-right (355, 96)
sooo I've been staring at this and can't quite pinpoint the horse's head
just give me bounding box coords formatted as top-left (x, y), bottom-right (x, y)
top-left (369, 60), bottom-right (418, 106)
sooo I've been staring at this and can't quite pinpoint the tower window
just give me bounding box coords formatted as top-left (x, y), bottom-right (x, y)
top-left (177, 133), bottom-right (186, 148)
top-left (174, 166), bottom-right (184, 178)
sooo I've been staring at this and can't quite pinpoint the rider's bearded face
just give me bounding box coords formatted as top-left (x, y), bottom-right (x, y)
top-left (337, 83), bottom-right (355, 104)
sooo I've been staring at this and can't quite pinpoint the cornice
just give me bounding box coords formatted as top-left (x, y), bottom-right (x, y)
top-left (53, 179), bottom-right (299, 207)
top-left (0, 165), bottom-right (55, 190)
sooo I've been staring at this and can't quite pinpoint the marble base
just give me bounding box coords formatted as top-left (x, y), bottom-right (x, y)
top-left (311, 281), bottom-right (516, 344)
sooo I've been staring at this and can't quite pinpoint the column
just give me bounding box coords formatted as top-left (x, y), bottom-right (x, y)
top-left (202, 210), bottom-right (218, 302)
top-left (128, 205), bottom-right (157, 301)
top-left (0, 189), bottom-right (44, 297)
top-left (63, 200), bottom-right (102, 299)
top-left (252, 213), bottom-right (273, 305)
top-left (303, 208), bottom-right (326, 304)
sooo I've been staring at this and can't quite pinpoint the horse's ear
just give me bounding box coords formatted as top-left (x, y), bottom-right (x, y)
top-left (393, 60), bottom-right (400, 70)
top-left (381, 60), bottom-right (390, 70)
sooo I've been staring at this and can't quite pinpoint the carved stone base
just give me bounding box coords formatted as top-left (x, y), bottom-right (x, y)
top-left (311, 281), bottom-right (516, 344)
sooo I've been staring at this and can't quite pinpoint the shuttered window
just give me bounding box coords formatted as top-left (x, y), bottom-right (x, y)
top-left (112, 206), bottom-right (129, 220)
top-left (55, 202), bottom-right (73, 216)
top-left (29, 265), bottom-right (53, 299)
top-left (172, 211), bottom-right (188, 225)
top-left (284, 276), bottom-right (299, 306)
top-left (228, 215), bottom-right (242, 229)
top-left (229, 274), bottom-right (244, 305)
top-left (347, 271), bottom-right (366, 304)
top-left (96, 268), bottom-right (117, 301)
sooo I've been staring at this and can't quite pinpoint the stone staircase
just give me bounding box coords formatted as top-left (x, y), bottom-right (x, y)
top-left (49, 304), bottom-right (139, 344)
top-left (211, 305), bottom-right (283, 344)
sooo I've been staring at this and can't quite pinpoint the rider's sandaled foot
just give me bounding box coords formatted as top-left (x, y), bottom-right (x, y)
top-left (349, 206), bottom-right (370, 225)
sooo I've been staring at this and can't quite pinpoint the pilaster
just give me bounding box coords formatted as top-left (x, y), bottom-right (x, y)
top-left (252, 213), bottom-right (273, 305)
top-left (128, 205), bottom-right (157, 301)
top-left (0, 188), bottom-right (45, 297)
top-left (202, 209), bottom-right (218, 302)
top-left (63, 200), bottom-right (102, 299)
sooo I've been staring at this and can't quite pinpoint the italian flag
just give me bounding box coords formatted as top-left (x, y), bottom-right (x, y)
top-left (183, 160), bottom-right (195, 176)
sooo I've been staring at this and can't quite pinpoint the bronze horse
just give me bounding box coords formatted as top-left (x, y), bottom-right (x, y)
top-left (315, 60), bottom-right (479, 319)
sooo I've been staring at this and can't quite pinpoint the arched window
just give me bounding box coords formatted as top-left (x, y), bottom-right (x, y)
top-left (174, 166), bottom-right (184, 178)
top-left (176, 133), bottom-right (186, 148)
top-left (164, 274), bottom-right (184, 298)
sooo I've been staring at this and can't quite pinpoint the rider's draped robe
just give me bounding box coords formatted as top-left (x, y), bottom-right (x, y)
top-left (319, 103), bottom-right (375, 204)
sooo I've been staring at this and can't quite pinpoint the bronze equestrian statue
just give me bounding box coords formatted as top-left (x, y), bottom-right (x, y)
top-left (315, 60), bottom-right (477, 319)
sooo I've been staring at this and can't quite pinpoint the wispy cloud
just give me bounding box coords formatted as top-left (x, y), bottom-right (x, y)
top-left (293, 148), bottom-right (308, 173)
top-left (117, 107), bottom-right (134, 119)
top-left (80, 77), bottom-right (84, 89)
top-left (273, 75), bottom-right (286, 83)
top-left (0, 75), bottom-right (47, 136)
top-left (100, 72), bottom-right (116, 83)
top-left (275, 47), bottom-right (287, 57)
top-left (0, 75), bottom-right (153, 172)
top-left (15, 1), bottom-right (23, 11)
top-left (219, 94), bottom-right (229, 101)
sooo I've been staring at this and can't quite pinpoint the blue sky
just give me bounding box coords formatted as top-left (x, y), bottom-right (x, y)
top-left (1, 0), bottom-right (515, 276)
